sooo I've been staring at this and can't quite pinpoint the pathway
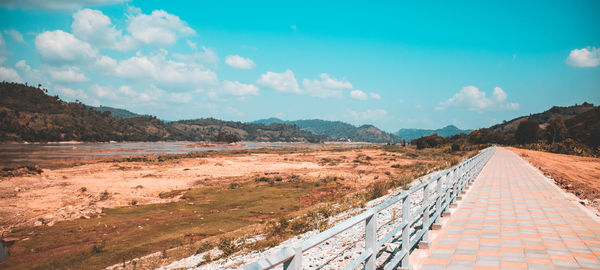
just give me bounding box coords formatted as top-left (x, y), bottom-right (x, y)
top-left (420, 147), bottom-right (600, 270)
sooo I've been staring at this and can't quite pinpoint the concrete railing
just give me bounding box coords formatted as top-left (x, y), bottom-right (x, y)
top-left (243, 146), bottom-right (496, 270)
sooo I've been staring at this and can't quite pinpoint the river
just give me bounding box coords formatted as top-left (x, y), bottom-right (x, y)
top-left (0, 141), bottom-right (371, 168)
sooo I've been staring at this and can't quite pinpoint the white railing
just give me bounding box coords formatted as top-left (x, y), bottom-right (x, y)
top-left (243, 146), bottom-right (496, 270)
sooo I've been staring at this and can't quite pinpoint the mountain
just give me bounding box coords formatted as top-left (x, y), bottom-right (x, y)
top-left (395, 125), bottom-right (471, 141)
top-left (87, 105), bottom-right (141, 118)
top-left (251, 118), bottom-right (401, 143)
top-left (169, 118), bottom-right (325, 143)
top-left (0, 82), bottom-right (327, 143)
top-left (487, 102), bottom-right (596, 133)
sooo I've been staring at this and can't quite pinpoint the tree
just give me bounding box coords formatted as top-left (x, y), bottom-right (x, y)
top-left (545, 115), bottom-right (567, 143)
top-left (515, 120), bottom-right (539, 144)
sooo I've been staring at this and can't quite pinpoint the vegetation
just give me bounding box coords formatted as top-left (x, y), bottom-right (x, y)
top-left (252, 118), bottom-right (401, 143)
top-left (0, 180), bottom-right (332, 270)
top-left (0, 82), bottom-right (326, 143)
top-left (396, 125), bottom-right (471, 141)
top-left (410, 103), bottom-right (600, 157)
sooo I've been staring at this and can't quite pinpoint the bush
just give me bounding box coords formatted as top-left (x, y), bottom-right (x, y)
top-left (366, 181), bottom-right (389, 200)
top-left (515, 120), bottom-right (539, 144)
top-left (413, 134), bottom-right (447, 149)
top-left (217, 237), bottom-right (238, 257)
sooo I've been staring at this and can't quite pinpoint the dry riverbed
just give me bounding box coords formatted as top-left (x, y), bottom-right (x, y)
top-left (0, 145), bottom-right (467, 270)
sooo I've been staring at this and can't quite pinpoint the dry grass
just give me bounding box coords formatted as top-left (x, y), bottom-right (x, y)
top-left (0, 145), bottom-right (470, 270)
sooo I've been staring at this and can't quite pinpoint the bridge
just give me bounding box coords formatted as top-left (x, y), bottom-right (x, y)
top-left (242, 147), bottom-right (600, 269)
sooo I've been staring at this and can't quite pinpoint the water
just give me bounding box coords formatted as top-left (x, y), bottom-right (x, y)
top-left (0, 242), bottom-right (7, 262)
top-left (0, 141), bottom-right (370, 168)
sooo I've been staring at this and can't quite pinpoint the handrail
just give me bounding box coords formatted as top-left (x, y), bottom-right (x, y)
top-left (243, 146), bottom-right (496, 270)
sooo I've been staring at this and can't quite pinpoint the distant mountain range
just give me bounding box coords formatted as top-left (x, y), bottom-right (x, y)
top-left (86, 105), bottom-right (142, 118)
top-left (8, 82), bottom-right (593, 146)
top-left (0, 82), bottom-right (324, 143)
top-left (252, 118), bottom-right (401, 143)
top-left (395, 125), bottom-right (471, 141)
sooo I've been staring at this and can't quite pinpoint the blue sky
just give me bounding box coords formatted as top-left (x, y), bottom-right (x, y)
top-left (0, 1), bottom-right (598, 131)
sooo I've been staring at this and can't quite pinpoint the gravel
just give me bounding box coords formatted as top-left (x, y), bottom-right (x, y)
top-left (159, 169), bottom-right (451, 270)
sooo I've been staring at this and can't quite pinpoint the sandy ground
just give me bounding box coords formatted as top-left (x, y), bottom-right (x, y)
top-left (0, 148), bottom-right (431, 233)
top-left (508, 147), bottom-right (600, 213)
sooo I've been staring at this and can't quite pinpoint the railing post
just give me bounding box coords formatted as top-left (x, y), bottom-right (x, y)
top-left (365, 212), bottom-right (377, 270)
top-left (433, 174), bottom-right (443, 228)
top-left (283, 246), bottom-right (302, 270)
top-left (444, 169), bottom-right (452, 210)
top-left (401, 195), bottom-right (411, 268)
top-left (420, 182), bottom-right (431, 248)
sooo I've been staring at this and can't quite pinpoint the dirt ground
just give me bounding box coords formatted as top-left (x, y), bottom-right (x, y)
top-left (508, 147), bottom-right (600, 213)
top-left (0, 145), bottom-right (467, 270)
top-left (0, 147), bottom-right (435, 232)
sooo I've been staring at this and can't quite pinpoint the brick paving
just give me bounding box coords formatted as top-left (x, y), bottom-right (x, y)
top-left (421, 148), bottom-right (600, 270)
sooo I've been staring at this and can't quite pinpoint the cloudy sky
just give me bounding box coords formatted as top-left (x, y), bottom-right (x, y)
top-left (0, 1), bottom-right (598, 131)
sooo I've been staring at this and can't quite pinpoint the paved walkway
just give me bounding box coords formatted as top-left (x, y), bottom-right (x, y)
top-left (421, 148), bottom-right (600, 270)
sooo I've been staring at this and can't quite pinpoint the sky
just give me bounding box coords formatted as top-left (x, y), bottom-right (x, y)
top-left (0, 1), bottom-right (599, 132)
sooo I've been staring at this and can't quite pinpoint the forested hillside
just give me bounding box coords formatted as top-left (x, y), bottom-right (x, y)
top-left (252, 118), bottom-right (401, 143)
top-left (395, 125), bottom-right (470, 141)
top-left (0, 82), bottom-right (326, 143)
top-left (412, 103), bottom-right (600, 156)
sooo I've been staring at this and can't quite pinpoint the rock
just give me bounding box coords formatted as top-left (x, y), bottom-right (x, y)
top-left (14, 187), bottom-right (21, 192)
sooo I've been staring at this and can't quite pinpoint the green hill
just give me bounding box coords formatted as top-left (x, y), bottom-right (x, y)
top-left (252, 118), bottom-right (400, 143)
top-left (0, 82), bottom-right (327, 143)
top-left (86, 105), bottom-right (142, 118)
top-left (395, 125), bottom-right (471, 141)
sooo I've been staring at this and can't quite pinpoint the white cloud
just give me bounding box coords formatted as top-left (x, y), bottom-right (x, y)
top-left (4, 29), bottom-right (25, 44)
top-left (491, 87), bottom-right (507, 102)
top-left (127, 9), bottom-right (195, 47)
top-left (48, 66), bottom-right (89, 83)
top-left (303, 73), bottom-right (352, 98)
top-left (15, 60), bottom-right (30, 71)
top-left (349, 109), bottom-right (387, 121)
top-left (0, 0), bottom-right (129, 11)
top-left (505, 102), bottom-right (520, 110)
top-left (90, 84), bottom-right (119, 100)
top-left (350, 90), bottom-right (380, 100)
top-left (55, 86), bottom-right (88, 100)
top-left (173, 46), bottom-right (219, 64)
top-left (168, 92), bottom-right (192, 103)
top-left (566, 46), bottom-right (600, 67)
top-left (111, 50), bottom-right (218, 89)
top-left (0, 66), bottom-right (23, 83)
top-left (72, 8), bottom-right (137, 51)
top-left (0, 33), bottom-right (5, 47)
top-left (369, 92), bottom-right (381, 99)
top-left (35, 30), bottom-right (97, 65)
top-left (94, 55), bottom-right (118, 71)
top-left (257, 69), bottom-right (302, 93)
top-left (350, 89), bottom-right (368, 100)
top-left (225, 55), bottom-right (256, 69)
top-left (14, 60), bottom-right (45, 84)
top-left (186, 40), bottom-right (197, 50)
top-left (221, 80), bottom-right (259, 96)
top-left (438, 86), bottom-right (519, 111)
top-left (89, 84), bottom-right (183, 104)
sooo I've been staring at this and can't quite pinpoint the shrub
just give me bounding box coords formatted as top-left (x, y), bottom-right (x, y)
top-left (515, 120), bottom-right (539, 144)
top-left (366, 181), bottom-right (388, 200)
top-left (217, 237), bottom-right (238, 257)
